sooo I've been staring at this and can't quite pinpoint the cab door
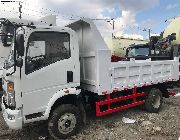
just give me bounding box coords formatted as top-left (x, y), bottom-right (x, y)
top-left (21, 29), bottom-right (79, 116)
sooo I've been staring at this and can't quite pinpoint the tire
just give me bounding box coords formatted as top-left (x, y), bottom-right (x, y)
top-left (175, 80), bottom-right (180, 87)
top-left (48, 104), bottom-right (81, 139)
top-left (145, 88), bottom-right (163, 113)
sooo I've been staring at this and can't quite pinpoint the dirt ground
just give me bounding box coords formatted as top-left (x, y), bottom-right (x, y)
top-left (0, 95), bottom-right (179, 140)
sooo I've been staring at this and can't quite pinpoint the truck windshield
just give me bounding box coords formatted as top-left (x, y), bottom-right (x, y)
top-left (128, 46), bottom-right (149, 57)
top-left (0, 24), bottom-right (14, 46)
top-left (4, 41), bottom-right (14, 70)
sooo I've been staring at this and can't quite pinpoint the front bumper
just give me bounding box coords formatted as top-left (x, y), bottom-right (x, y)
top-left (1, 101), bottom-right (22, 130)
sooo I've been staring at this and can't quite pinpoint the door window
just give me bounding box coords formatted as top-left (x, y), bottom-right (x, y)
top-left (25, 31), bottom-right (70, 74)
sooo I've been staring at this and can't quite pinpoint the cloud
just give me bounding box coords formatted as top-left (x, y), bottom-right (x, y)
top-left (122, 34), bottom-right (144, 40)
top-left (112, 11), bottom-right (137, 36)
top-left (141, 19), bottom-right (160, 28)
top-left (0, 0), bottom-right (160, 39)
top-left (112, 0), bottom-right (159, 39)
top-left (166, 4), bottom-right (178, 10)
top-left (119, 0), bottom-right (159, 13)
top-left (150, 33), bottom-right (160, 36)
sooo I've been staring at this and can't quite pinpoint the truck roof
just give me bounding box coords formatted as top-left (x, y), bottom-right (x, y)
top-left (129, 43), bottom-right (149, 48)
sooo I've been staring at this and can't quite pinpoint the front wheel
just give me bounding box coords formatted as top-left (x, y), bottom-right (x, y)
top-left (48, 104), bottom-right (81, 139)
top-left (145, 88), bottom-right (163, 113)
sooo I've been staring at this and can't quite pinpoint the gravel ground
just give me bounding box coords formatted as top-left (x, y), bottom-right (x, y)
top-left (0, 95), bottom-right (179, 140)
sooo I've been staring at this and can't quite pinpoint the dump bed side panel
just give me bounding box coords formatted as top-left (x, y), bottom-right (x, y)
top-left (111, 59), bottom-right (179, 91)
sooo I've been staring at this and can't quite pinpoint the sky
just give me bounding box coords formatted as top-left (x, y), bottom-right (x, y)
top-left (0, 0), bottom-right (179, 40)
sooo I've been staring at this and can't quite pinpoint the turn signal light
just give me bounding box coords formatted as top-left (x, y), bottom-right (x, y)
top-left (7, 82), bottom-right (14, 93)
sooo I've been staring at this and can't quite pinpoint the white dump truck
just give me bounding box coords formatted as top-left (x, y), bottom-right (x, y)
top-left (1, 18), bottom-right (179, 139)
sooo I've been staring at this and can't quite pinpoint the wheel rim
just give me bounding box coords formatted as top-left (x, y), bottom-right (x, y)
top-left (152, 94), bottom-right (161, 109)
top-left (58, 113), bottom-right (76, 134)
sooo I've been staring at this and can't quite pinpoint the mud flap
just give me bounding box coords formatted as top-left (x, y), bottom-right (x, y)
top-left (77, 95), bottom-right (86, 125)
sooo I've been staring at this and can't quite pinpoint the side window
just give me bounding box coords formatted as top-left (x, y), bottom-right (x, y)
top-left (128, 48), bottom-right (135, 57)
top-left (25, 31), bottom-right (70, 74)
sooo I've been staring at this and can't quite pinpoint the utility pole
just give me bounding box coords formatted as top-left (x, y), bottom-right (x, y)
top-left (18, 1), bottom-right (22, 19)
top-left (149, 29), bottom-right (152, 53)
top-left (148, 29), bottom-right (151, 41)
top-left (92, 18), bottom-right (115, 38)
top-left (106, 18), bottom-right (115, 38)
top-left (112, 19), bottom-right (115, 38)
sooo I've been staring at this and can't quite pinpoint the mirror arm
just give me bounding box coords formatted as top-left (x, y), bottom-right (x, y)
top-left (13, 26), bottom-right (17, 74)
top-left (6, 70), bottom-right (15, 76)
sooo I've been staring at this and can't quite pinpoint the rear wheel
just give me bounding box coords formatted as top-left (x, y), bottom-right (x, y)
top-left (145, 88), bottom-right (163, 113)
top-left (48, 104), bottom-right (81, 139)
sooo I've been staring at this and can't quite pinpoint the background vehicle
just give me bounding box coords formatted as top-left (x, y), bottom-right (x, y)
top-left (1, 18), bottom-right (179, 139)
top-left (163, 16), bottom-right (180, 47)
top-left (104, 37), bottom-right (148, 57)
top-left (163, 16), bottom-right (180, 85)
top-left (124, 34), bottom-right (177, 60)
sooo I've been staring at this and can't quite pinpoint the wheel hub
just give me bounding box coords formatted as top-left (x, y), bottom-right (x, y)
top-left (65, 120), bottom-right (71, 128)
top-left (58, 113), bottom-right (76, 134)
top-left (152, 94), bottom-right (161, 109)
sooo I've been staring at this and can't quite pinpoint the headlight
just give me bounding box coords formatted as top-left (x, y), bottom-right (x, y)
top-left (8, 92), bottom-right (15, 106)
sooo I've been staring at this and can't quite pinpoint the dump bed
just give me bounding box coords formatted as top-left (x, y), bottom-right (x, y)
top-left (67, 19), bottom-right (179, 95)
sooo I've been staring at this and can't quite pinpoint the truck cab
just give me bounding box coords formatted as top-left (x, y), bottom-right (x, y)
top-left (1, 23), bottom-right (81, 125)
top-left (1, 18), bottom-right (113, 139)
top-left (126, 44), bottom-right (150, 60)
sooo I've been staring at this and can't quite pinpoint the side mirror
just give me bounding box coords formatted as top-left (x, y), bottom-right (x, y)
top-left (16, 34), bottom-right (24, 56)
top-left (125, 48), bottom-right (129, 57)
top-left (16, 57), bottom-right (23, 67)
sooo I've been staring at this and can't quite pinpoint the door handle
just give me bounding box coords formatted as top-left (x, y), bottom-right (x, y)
top-left (67, 71), bottom-right (73, 83)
